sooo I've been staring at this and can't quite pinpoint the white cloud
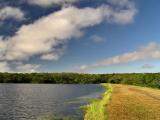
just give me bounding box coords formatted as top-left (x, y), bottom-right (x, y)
top-left (0, 6), bottom-right (25, 21)
top-left (41, 53), bottom-right (61, 60)
top-left (78, 42), bottom-right (160, 71)
top-left (0, 61), bottom-right (40, 73)
top-left (107, 0), bottom-right (137, 24)
top-left (89, 35), bottom-right (104, 43)
top-left (27, 0), bottom-right (76, 7)
top-left (15, 62), bottom-right (40, 73)
top-left (102, 42), bottom-right (160, 65)
top-left (0, 62), bottom-right (11, 72)
top-left (79, 65), bottom-right (88, 71)
top-left (40, 45), bottom-right (66, 60)
top-left (0, 1), bottom-right (136, 64)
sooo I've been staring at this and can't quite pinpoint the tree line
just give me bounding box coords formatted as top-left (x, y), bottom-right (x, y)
top-left (0, 73), bottom-right (159, 88)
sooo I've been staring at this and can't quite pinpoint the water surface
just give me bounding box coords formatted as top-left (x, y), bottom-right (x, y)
top-left (0, 84), bottom-right (104, 120)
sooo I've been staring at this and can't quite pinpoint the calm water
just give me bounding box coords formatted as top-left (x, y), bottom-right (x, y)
top-left (0, 84), bottom-right (104, 120)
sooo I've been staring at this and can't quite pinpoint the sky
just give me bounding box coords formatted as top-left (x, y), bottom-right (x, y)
top-left (0, 0), bottom-right (160, 73)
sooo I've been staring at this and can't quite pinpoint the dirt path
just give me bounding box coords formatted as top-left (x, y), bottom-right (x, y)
top-left (107, 84), bottom-right (160, 120)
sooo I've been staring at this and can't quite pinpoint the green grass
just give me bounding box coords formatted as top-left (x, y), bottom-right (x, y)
top-left (84, 84), bottom-right (112, 120)
top-left (39, 84), bottom-right (112, 120)
top-left (37, 84), bottom-right (160, 120)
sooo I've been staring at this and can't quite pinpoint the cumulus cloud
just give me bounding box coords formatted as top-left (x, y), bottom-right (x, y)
top-left (0, 1), bottom-right (136, 62)
top-left (0, 62), bottom-right (11, 72)
top-left (107, 0), bottom-right (137, 24)
top-left (0, 6), bottom-right (25, 21)
top-left (0, 61), bottom-right (40, 73)
top-left (78, 42), bottom-right (160, 71)
top-left (40, 45), bottom-right (66, 60)
top-left (15, 63), bottom-right (40, 73)
top-left (26, 0), bottom-right (76, 7)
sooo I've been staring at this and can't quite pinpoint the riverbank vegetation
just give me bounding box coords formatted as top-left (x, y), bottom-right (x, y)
top-left (0, 72), bottom-right (159, 120)
top-left (84, 84), bottom-right (112, 120)
top-left (39, 84), bottom-right (160, 120)
top-left (0, 73), bottom-right (159, 89)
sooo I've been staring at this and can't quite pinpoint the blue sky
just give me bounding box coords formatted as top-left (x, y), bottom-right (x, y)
top-left (0, 0), bottom-right (160, 73)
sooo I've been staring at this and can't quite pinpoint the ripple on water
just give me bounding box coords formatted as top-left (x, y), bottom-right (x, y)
top-left (0, 84), bottom-right (104, 120)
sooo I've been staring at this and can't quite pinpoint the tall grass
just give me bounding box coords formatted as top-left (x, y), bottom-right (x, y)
top-left (84, 84), bottom-right (112, 120)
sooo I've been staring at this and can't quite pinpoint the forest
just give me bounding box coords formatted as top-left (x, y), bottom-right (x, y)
top-left (0, 73), bottom-right (159, 89)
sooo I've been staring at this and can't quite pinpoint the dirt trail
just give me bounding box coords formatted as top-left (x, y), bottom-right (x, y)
top-left (107, 84), bottom-right (160, 120)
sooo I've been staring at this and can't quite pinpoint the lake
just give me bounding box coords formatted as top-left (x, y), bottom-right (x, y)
top-left (0, 84), bottom-right (104, 120)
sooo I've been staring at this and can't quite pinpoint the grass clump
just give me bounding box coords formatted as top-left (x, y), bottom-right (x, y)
top-left (84, 84), bottom-right (112, 120)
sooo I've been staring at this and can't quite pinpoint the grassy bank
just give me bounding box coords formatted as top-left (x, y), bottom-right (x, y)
top-left (107, 84), bottom-right (160, 120)
top-left (40, 84), bottom-right (160, 120)
top-left (39, 84), bottom-right (112, 120)
top-left (84, 84), bottom-right (112, 120)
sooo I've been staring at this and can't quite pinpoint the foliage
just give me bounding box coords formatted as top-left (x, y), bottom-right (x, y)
top-left (0, 72), bottom-right (159, 88)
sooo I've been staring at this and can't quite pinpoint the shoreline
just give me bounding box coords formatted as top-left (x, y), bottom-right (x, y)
top-left (84, 84), bottom-right (112, 120)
